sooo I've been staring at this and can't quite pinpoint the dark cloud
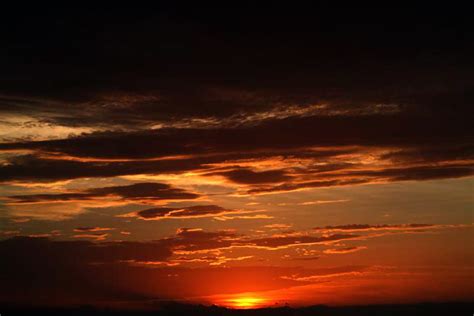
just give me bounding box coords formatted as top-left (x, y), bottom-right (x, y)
top-left (0, 235), bottom-right (314, 306)
top-left (0, 154), bottom-right (210, 182)
top-left (0, 236), bottom-right (172, 265)
top-left (0, 111), bottom-right (471, 191)
top-left (344, 165), bottom-right (474, 182)
top-left (0, 221), bottom-right (466, 306)
top-left (381, 145), bottom-right (474, 164)
top-left (124, 204), bottom-right (268, 223)
top-left (7, 192), bottom-right (90, 203)
top-left (0, 149), bottom-right (314, 183)
top-left (0, 232), bottom-right (308, 305)
top-left (210, 167), bottom-right (292, 184)
top-left (88, 182), bottom-right (199, 200)
top-left (6, 182), bottom-right (199, 203)
top-left (247, 234), bottom-right (357, 249)
top-left (247, 165), bottom-right (473, 194)
top-left (165, 228), bottom-right (238, 252)
top-left (165, 228), bottom-right (359, 252)
top-left (1, 150), bottom-right (472, 195)
top-left (0, 5), bottom-right (472, 130)
top-left (0, 5), bottom-right (471, 165)
top-left (247, 179), bottom-right (368, 195)
top-left (1, 113), bottom-right (472, 158)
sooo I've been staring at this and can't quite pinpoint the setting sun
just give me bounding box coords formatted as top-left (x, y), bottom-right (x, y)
top-left (225, 296), bottom-right (267, 309)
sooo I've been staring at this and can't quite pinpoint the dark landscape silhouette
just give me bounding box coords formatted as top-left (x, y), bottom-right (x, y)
top-left (1, 302), bottom-right (473, 315)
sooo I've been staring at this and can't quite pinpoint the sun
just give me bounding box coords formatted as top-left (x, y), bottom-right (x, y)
top-left (226, 296), bottom-right (266, 309)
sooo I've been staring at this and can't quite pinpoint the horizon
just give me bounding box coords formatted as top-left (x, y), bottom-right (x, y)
top-left (2, 302), bottom-right (474, 315)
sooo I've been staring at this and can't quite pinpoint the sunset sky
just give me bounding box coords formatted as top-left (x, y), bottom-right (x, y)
top-left (0, 4), bottom-right (473, 309)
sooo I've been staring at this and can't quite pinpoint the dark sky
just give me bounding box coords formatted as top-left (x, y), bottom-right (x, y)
top-left (2, 4), bottom-right (472, 111)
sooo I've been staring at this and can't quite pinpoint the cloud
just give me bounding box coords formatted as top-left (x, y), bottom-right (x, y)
top-left (170, 255), bottom-right (254, 266)
top-left (4, 222), bottom-right (469, 262)
top-left (0, 236), bottom-right (172, 264)
top-left (7, 222), bottom-right (455, 262)
top-left (0, 230), bottom-right (21, 236)
top-left (0, 154), bottom-right (209, 182)
top-left (281, 266), bottom-right (368, 282)
top-left (0, 221), bottom-right (471, 306)
top-left (264, 223), bottom-right (293, 230)
top-left (0, 5), bottom-right (472, 198)
top-left (276, 200), bottom-right (349, 206)
top-left (381, 145), bottom-right (474, 164)
top-left (0, 235), bottom-right (374, 304)
top-left (164, 228), bottom-right (239, 253)
top-left (246, 179), bottom-right (366, 195)
top-left (247, 234), bottom-right (357, 250)
top-left (313, 224), bottom-right (435, 233)
top-left (72, 233), bottom-right (109, 240)
top-left (87, 182), bottom-right (199, 200)
top-left (345, 165), bottom-right (474, 182)
top-left (5, 182), bottom-right (199, 203)
top-left (73, 227), bottom-right (114, 232)
top-left (0, 126), bottom-right (471, 196)
top-left (0, 234), bottom-right (314, 305)
top-left (246, 165), bottom-right (473, 195)
top-left (298, 199), bottom-right (350, 205)
top-left (323, 246), bottom-right (367, 254)
top-left (170, 230), bottom-right (360, 253)
top-left (123, 204), bottom-right (266, 221)
top-left (213, 214), bottom-right (274, 221)
top-left (9, 217), bottom-right (31, 223)
top-left (1, 113), bottom-right (472, 160)
top-left (142, 227), bottom-right (359, 254)
top-left (210, 167), bottom-right (293, 184)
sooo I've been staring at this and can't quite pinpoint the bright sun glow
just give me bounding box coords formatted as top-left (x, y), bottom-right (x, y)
top-left (226, 296), bottom-right (266, 309)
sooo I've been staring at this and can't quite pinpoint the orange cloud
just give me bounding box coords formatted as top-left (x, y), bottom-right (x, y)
top-left (323, 246), bottom-right (368, 254)
top-left (121, 204), bottom-right (267, 221)
top-left (73, 227), bottom-right (114, 232)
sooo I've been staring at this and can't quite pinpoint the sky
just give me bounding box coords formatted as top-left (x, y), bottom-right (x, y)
top-left (0, 4), bottom-right (473, 309)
